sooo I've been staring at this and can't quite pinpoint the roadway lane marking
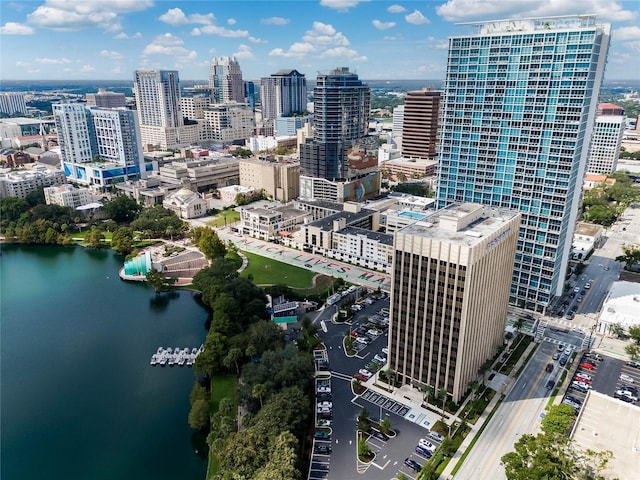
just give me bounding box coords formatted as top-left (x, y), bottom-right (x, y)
top-left (476, 350), bottom-right (554, 479)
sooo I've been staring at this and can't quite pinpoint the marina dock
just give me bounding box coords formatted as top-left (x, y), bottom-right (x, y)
top-left (150, 345), bottom-right (203, 366)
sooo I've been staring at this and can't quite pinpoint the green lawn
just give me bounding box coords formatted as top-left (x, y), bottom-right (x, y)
top-left (240, 251), bottom-right (316, 288)
top-left (207, 375), bottom-right (238, 480)
top-left (207, 210), bottom-right (240, 228)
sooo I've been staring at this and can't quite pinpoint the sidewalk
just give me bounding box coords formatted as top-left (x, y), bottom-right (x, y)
top-left (439, 340), bottom-right (538, 479)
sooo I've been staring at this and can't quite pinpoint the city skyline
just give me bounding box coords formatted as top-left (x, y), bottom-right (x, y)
top-left (0, 1), bottom-right (638, 82)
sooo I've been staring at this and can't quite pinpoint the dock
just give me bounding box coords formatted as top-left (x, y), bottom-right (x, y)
top-left (150, 345), bottom-right (203, 367)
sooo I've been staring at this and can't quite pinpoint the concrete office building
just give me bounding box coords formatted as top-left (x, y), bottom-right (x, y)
top-left (133, 70), bottom-right (183, 150)
top-left (402, 89), bottom-right (441, 161)
top-left (260, 69), bottom-right (307, 122)
top-left (239, 156), bottom-right (300, 202)
top-left (86, 89), bottom-right (126, 108)
top-left (587, 113), bottom-right (625, 174)
top-left (44, 184), bottom-right (94, 208)
top-left (0, 167), bottom-right (66, 199)
top-left (389, 203), bottom-right (520, 402)
top-left (0, 92), bottom-right (27, 116)
top-left (209, 57), bottom-right (244, 104)
top-left (436, 16), bottom-right (610, 312)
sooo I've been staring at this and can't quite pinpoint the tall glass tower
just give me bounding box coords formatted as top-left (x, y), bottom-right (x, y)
top-left (436, 16), bottom-right (610, 312)
top-left (209, 57), bottom-right (245, 104)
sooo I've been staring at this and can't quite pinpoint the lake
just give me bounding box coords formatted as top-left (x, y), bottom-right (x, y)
top-left (0, 244), bottom-right (209, 480)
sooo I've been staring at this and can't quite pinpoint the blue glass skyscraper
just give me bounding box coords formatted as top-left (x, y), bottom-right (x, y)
top-left (436, 16), bottom-right (611, 312)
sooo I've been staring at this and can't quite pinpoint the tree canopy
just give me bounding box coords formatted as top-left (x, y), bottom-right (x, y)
top-left (103, 195), bottom-right (141, 223)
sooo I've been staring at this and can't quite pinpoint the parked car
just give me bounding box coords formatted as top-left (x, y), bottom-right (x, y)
top-left (575, 373), bottom-right (592, 381)
top-left (427, 431), bottom-right (445, 442)
top-left (354, 373), bottom-right (369, 382)
top-left (572, 376), bottom-right (589, 385)
top-left (614, 390), bottom-right (636, 403)
top-left (569, 381), bottom-right (589, 392)
top-left (553, 352), bottom-right (560, 360)
top-left (546, 379), bottom-right (556, 390)
top-left (585, 283), bottom-right (591, 289)
top-left (314, 431), bottom-right (330, 440)
top-left (314, 444), bottom-right (332, 454)
top-left (317, 401), bottom-right (333, 408)
top-left (368, 428), bottom-right (388, 441)
top-left (586, 353), bottom-right (604, 362)
top-left (317, 386), bottom-right (331, 394)
top-left (579, 362), bottom-right (595, 370)
top-left (356, 336), bottom-right (371, 345)
top-left (620, 374), bottom-right (634, 383)
top-left (616, 390), bottom-right (638, 402)
top-left (573, 286), bottom-right (580, 293)
top-left (559, 356), bottom-right (568, 366)
top-left (404, 458), bottom-right (422, 472)
top-left (620, 384), bottom-right (638, 395)
top-left (415, 445), bottom-right (433, 458)
top-left (317, 419), bottom-right (332, 427)
top-left (627, 361), bottom-right (640, 369)
top-left (565, 395), bottom-right (582, 405)
top-left (382, 347), bottom-right (389, 355)
top-left (557, 344), bottom-right (564, 351)
top-left (367, 329), bottom-right (381, 337)
top-left (545, 363), bottom-right (554, 373)
top-left (418, 439), bottom-right (436, 452)
top-left (358, 369), bottom-right (373, 378)
top-left (374, 354), bottom-right (387, 364)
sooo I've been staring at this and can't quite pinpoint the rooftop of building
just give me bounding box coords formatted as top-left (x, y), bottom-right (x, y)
top-left (336, 226), bottom-right (393, 245)
top-left (398, 203), bottom-right (519, 246)
top-left (571, 390), bottom-right (640, 480)
top-left (574, 222), bottom-right (603, 237)
top-left (307, 206), bottom-right (376, 232)
top-left (295, 198), bottom-right (343, 212)
top-left (243, 203), bottom-right (309, 221)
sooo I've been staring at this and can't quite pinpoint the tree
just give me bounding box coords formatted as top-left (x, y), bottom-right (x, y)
top-left (218, 397), bottom-right (235, 418)
top-left (479, 360), bottom-right (492, 387)
top-left (223, 347), bottom-right (243, 375)
top-left (358, 406), bottom-right (370, 423)
top-left (145, 268), bottom-right (177, 294)
top-left (111, 226), bottom-right (134, 255)
top-left (616, 244), bottom-right (640, 269)
top-left (609, 322), bottom-right (626, 339)
top-left (515, 317), bottom-right (525, 334)
top-left (103, 195), bottom-right (141, 223)
top-left (438, 387), bottom-right (448, 419)
top-left (625, 343), bottom-right (640, 361)
top-left (467, 380), bottom-right (480, 401)
top-left (85, 226), bottom-right (105, 248)
top-left (252, 383), bottom-right (266, 408)
top-left (0, 197), bottom-right (29, 223)
top-left (540, 404), bottom-right (575, 437)
top-left (357, 435), bottom-right (372, 459)
top-left (422, 384), bottom-right (434, 406)
top-left (188, 398), bottom-right (210, 430)
top-left (380, 417), bottom-right (392, 435)
top-left (254, 431), bottom-right (301, 480)
top-left (198, 228), bottom-right (227, 260)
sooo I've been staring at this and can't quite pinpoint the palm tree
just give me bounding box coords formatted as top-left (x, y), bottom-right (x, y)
top-left (438, 387), bottom-right (448, 420)
top-left (252, 383), bottom-right (266, 408)
top-left (218, 397), bottom-right (234, 418)
top-left (422, 384), bottom-right (434, 407)
top-left (515, 317), bottom-right (525, 336)
top-left (467, 380), bottom-right (480, 401)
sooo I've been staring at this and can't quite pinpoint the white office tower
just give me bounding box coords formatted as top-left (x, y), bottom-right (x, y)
top-left (436, 16), bottom-right (610, 312)
top-left (133, 70), bottom-right (183, 150)
top-left (392, 105), bottom-right (404, 138)
top-left (0, 92), bottom-right (28, 116)
top-left (209, 57), bottom-right (245, 104)
top-left (587, 114), bottom-right (625, 174)
top-left (54, 104), bottom-right (146, 188)
top-left (260, 69), bottom-right (307, 122)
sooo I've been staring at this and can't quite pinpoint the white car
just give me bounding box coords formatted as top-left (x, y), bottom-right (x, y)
top-left (418, 439), bottom-right (436, 452)
top-left (317, 419), bottom-right (332, 427)
top-left (620, 374), bottom-right (634, 383)
top-left (356, 336), bottom-right (371, 345)
top-left (317, 386), bottom-right (331, 394)
top-left (573, 286), bottom-right (580, 293)
top-left (575, 373), bottom-right (591, 381)
top-left (382, 347), bottom-right (389, 355)
top-left (367, 329), bottom-right (381, 337)
top-left (373, 354), bottom-right (387, 364)
top-left (317, 401), bottom-right (333, 408)
top-left (427, 431), bottom-right (445, 442)
top-left (359, 369), bottom-right (373, 378)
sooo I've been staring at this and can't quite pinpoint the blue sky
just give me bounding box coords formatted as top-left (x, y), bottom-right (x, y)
top-left (1, 0), bottom-right (639, 81)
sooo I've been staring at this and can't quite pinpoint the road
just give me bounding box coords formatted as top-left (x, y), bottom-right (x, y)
top-left (453, 332), bottom-right (583, 480)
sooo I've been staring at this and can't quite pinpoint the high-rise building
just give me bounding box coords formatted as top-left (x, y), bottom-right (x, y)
top-left (54, 104), bottom-right (145, 188)
top-left (436, 16), bottom-right (610, 311)
top-left (392, 105), bottom-right (404, 138)
top-left (401, 88), bottom-right (441, 161)
top-left (299, 67), bottom-right (371, 181)
top-left (389, 203), bottom-right (520, 402)
top-left (86, 89), bottom-right (126, 108)
top-left (209, 57), bottom-right (244, 104)
top-left (587, 113), bottom-right (625, 174)
top-left (0, 92), bottom-right (28, 116)
top-left (260, 69), bottom-right (307, 121)
top-left (133, 70), bottom-right (183, 150)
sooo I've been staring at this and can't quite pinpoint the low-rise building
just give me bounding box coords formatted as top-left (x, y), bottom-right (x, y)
top-left (157, 155), bottom-right (240, 193)
top-left (583, 173), bottom-right (616, 190)
top-left (239, 204), bottom-right (311, 240)
top-left (218, 184), bottom-right (255, 205)
top-left (299, 171), bottom-right (381, 203)
top-left (163, 187), bottom-right (207, 219)
top-left (239, 156), bottom-right (300, 202)
top-left (572, 222), bottom-right (604, 260)
top-left (596, 281), bottom-right (640, 335)
top-left (44, 184), bottom-right (94, 208)
top-left (0, 167), bottom-right (66, 198)
top-left (381, 157), bottom-right (437, 179)
top-left (330, 227), bottom-right (393, 272)
top-left (115, 176), bottom-right (174, 207)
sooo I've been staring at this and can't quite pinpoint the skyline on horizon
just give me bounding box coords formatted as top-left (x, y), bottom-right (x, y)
top-left (1, 1), bottom-right (639, 82)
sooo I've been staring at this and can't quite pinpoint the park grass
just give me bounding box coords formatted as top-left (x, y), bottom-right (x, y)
top-left (206, 375), bottom-right (238, 480)
top-left (206, 210), bottom-right (240, 228)
top-left (239, 251), bottom-right (316, 288)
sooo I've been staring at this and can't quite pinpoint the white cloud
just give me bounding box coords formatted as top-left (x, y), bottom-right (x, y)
top-left (427, 36), bottom-right (449, 50)
top-left (405, 10), bottom-right (430, 25)
top-left (234, 44), bottom-right (254, 60)
top-left (16, 61), bottom-right (29, 67)
top-left (248, 36), bottom-right (267, 44)
top-left (114, 31), bottom-right (141, 39)
top-left (613, 25), bottom-right (640, 41)
top-left (372, 20), bottom-right (395, 30)
top-left (323, 46), bottom-right (360, 58)
top-left (269, 42), bottom-right (316, 58)
top-left (436, 0), bottom-right (635, 23)
top-left (0, 22), bottom-right (35, 35)
top-left (158, 8), bottom-right (214, 26)
top-left (227, 18), bottom-right (236, 25)
top-left (191, 25), bottom-right (249, 38)
top-left (302, 21), bottom-right (349, 46)
top-left (320, 0), bottom-right (365, 12)
top-left (27, 0), bottom-right (153, 31)
top-left (383, 34), bottom-right (404, 41)
top-left (35, 57), bottom-right (72, 65)
top-left (112, 66), bottom-right (121, 74)
top-left (261, 17), bottom-right (290, 25)
top-left (142, 33), bottom-right (197, 61)
top-left (99, 49), bottom-right (123, 60)
top-left (79, 64), bottom-right (95, 73)
top-left (387, 4), bottom-right (406, 13)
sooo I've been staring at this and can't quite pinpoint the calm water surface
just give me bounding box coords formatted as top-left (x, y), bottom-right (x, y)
top-left (1, 245), bottom-right (208, 480)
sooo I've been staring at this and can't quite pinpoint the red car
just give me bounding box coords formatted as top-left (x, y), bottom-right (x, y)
top-left (354, 373), bottom-right (368, 382)
top-left (572, 376), bottom-right (590, 385)
top-left (579, 362), bottom-right (595, 370)
top-left (351, 330), bottom-right (359, 337)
